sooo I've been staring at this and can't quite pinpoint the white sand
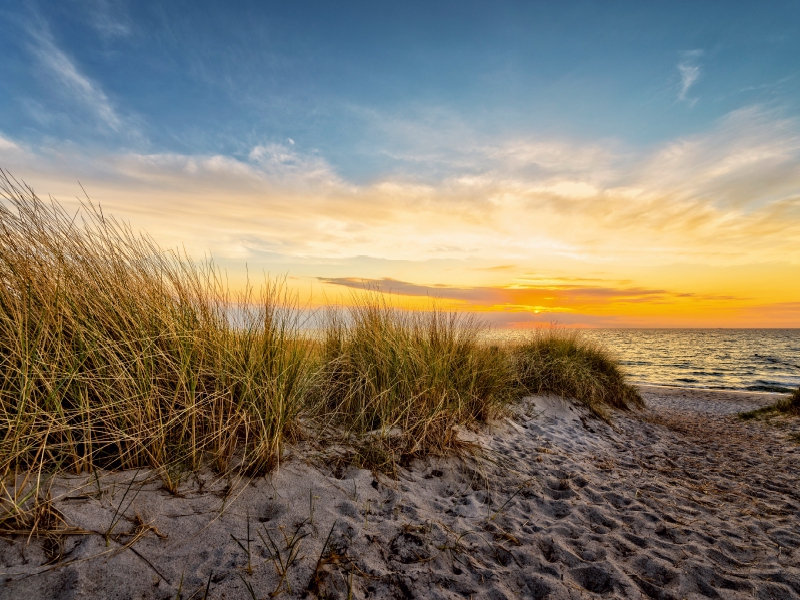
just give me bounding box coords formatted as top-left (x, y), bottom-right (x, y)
top-left (2, 386), bottom-right (799, 599)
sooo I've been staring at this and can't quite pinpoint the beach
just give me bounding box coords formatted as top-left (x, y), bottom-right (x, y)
top-left (2, 385), bottom-right (798, 599)
top-left (3, 1), bottom-right (800, 597)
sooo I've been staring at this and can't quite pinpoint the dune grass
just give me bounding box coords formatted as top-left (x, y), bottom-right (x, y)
top-left (0, 172), bottom-right (314, 488)
top-left (0, 170), bottom-right (640, 501)
top-left (512, 328), bottom-right (643, 418)
top-left (739, 386), bottom-right (800, 421)
top-left (314, 297), bottom-right (513, 470)
top-left (790, 387), bottom-right (800, 413)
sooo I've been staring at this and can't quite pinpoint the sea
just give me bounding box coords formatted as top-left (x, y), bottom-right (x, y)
top-left (500, 329), bottom-right (800, 393)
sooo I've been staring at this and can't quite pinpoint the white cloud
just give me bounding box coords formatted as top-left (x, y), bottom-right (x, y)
top-left (538, 181), bottom-right (598, 199)
top-left (247, 143), bottom-right (343, 188)
top-left (84, 0), bottom-right (132, 39)
top-left (3, 107), bottom-right (800, 268)
top-left (678, 63), bottom-right (699, 99)
top-left (634, 107), bottom-right (800, 206)
top-left (677, 50), bottom-right (703, 103)
top-left (0, 134), bottom-right (20, 151)
top-left (26, 20), bottom-right (122, 131)
top-left (0, 133), bottom-right (30, 163)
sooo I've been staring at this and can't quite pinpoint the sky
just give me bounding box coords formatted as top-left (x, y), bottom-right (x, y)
top-left (1, 0), bottom-right (799, 327)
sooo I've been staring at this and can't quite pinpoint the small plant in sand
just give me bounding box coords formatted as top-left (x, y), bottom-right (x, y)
top-left (769, 385), bottom-right (800, 417)
top-left (740, 386), bottom-right (800, 420)
top-left (787, 387), bottom-right (800, 414)
top-left (512, 328), bottom-right (643, 417)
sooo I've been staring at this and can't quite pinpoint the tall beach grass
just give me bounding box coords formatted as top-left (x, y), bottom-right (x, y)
top-left (0, 172), bottom-right (313, 485)
top-left (315, 297), bottom-right (513, 468)
top-left (0, 170), bottom-right (641, 500)
top-left (512, 328), bottom-right (644, 418)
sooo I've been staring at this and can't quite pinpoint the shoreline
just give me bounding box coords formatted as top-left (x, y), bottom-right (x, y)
top-left (2, 386), bottom-right (799, 599)
top-left (636, 382), bottom-right (786, 396)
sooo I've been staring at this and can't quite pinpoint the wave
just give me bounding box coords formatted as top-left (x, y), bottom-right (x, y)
top-left (585, 329), bottom-right (800, 393)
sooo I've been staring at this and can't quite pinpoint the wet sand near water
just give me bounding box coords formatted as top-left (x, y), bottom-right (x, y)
top-left (2, 386), bottom-right (799, 599)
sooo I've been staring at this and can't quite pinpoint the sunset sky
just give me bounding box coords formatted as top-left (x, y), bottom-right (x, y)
top-left (1, 1), bottom-right (799, 327)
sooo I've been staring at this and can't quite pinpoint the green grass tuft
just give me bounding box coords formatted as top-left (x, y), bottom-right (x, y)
top-left (739, 387), bottom-right (800, 420)
top-left (315, 296), bottom-right (514, 467)
top-left (789, 387), bottom-right (800, 413)
top-left (512, 328), bottom-right (643, 417)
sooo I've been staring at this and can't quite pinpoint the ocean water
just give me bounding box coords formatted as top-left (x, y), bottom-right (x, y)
top-left (494, 329), bottom-right (800, 393)
top-left (585, 329), bottom-right (800, 393)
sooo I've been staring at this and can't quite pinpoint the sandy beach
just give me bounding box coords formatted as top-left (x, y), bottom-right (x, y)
top-left (2, 385), bottom-right (799, 599)
top-left (3, 1), bottom-right (800, 597)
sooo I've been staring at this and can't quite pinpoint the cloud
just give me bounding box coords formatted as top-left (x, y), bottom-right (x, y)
top-left (535, 181), bottom-right (598, 199)
top-left (247, 142), bottom-right (341, 187)
top-left (83, 0), bottom-right (132, 39)
top-left (0, 134), bottom-right (21, 152)
top-left (313, 276), bottom-right (778, 328)
top-left (315, 276), bottom-right (724, 309)
top-left (470, 265), bottom-right (517, 272)
top-left (0, 134), bottom-right (30, 163)
top-left (631, 107), bottom-right (800, 211)
top-left (355, 103), bottom-right (624, 183)
top-left (26, 18), bottom-right (122, 131)
top-left (1, 105), bottom-right (799, 271)
top-left (677, 50), bottom-right (703, 103)
top-left (2, 103), bottom-right (799, 326)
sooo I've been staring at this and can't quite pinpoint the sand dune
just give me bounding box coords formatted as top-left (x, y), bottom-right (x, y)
top-left (2, 386), bottom-right (799, 599)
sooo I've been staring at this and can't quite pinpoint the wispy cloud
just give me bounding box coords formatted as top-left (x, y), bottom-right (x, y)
top-left (1, 106), bottom-right (799, 268)
top-left (25, 18), bottom-right (122, 131)
top-left (247, 142), bottom-right (342, 187)
top-left (316, 276), bottom-right (738, 309)
top-left (677, 49), bottom-right (703, 103)
top-left (83, 0), bottom-right (132, 39)
top-left (0, 134), bottom-right (21, 152)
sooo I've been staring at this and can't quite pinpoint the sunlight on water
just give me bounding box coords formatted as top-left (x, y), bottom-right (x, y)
top-left (489, 329), bottom-right (800, 392)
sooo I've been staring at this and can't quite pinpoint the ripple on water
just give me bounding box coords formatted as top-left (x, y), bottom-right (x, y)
top-left (490, 329), bottom-right (800, 392)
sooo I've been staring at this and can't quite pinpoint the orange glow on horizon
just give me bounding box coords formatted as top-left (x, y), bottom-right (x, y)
top-left (2, 104), bottom-right (799, 328)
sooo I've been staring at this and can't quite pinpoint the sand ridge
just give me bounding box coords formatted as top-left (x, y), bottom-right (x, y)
top-left (1, 386), bottom-right (799, 599)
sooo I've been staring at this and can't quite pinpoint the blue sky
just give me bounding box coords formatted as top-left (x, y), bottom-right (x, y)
top-left (3, 1), bottom-right (799, 178)
top-left (1, 1), bottom-right (800, 326)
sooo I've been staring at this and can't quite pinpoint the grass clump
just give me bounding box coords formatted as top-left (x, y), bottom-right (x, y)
top-left (0, 169), bottom-right (643, 490)
top-left (316, 296), bottom-right (513, 468)
top-left (512, 328), bottom-right (643, 417)
top-left (0, 171), bottom-right (314, 485)
top-left (739, 387), bottom-right (800, 420)
top-left (789, 387), bottom-right (800, 413)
